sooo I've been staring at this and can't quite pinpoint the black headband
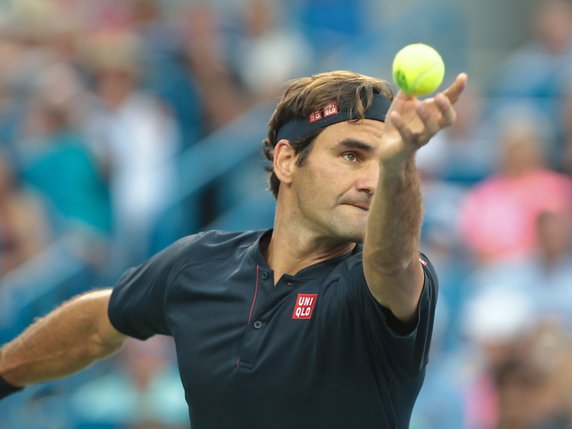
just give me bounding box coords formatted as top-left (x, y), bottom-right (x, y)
top-left (275, 92), bottom-right (392, 142)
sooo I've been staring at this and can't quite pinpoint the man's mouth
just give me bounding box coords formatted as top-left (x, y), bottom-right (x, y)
top-left (348, 203), bottom-right (370, 211)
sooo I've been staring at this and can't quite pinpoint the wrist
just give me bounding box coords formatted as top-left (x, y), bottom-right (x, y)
top-left (0, 375), bottom-right (23, 399)
top-left (380, 156), bottom-right (417, 178)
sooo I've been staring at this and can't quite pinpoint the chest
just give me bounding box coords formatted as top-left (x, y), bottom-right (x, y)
top-left (167, 263), bottom-right (373, 390)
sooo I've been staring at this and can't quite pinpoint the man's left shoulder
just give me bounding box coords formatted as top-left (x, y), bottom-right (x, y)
top-left (417, 251), bottom-right (439, 288)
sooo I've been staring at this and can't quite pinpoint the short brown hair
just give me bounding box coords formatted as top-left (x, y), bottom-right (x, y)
top-left (262, 70), bottom-right (393, 198)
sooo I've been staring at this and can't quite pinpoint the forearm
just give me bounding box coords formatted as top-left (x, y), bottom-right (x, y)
top-left (365, 157), bottom-right (422, 272)
top-left (363, 156), bottom-right (425, 322)
top-left (0, 289), bottom-right (125, 386)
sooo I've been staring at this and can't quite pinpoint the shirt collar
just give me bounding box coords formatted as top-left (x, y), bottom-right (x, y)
top-left (246, 228), bottom-right (363, 281)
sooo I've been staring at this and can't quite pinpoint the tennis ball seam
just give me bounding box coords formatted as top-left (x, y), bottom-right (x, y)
top-left (411, 61), bottom-right (443, 94)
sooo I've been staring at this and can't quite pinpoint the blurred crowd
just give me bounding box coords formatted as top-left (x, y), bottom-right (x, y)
top-left (0, 0), bottom-right (572, 428)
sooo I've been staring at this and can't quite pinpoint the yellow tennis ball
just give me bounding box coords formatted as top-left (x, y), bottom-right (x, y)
top-left (392, 43), bottom-right (445, 96)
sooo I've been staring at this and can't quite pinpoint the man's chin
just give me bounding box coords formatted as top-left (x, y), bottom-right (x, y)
top-left (324, 208), bottom-right (367, 242)
top-left (334, 223), bottom-right (366, 243)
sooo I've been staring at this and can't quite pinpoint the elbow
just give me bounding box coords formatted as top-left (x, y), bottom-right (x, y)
top-left (88, 332), bottom-right (124, 360)
top-left (81, 289), bottom-right (127, 360)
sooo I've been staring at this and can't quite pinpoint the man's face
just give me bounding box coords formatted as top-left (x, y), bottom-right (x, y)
top-left (288, 119), bottom-right (385, 243)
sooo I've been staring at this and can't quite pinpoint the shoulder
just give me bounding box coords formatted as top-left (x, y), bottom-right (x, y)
top-left (113, 229), bottom-right (265, 293)
top-left (163, 229), bottom-right (265, 268)
top-left (174, 229), bottom-right (263, 252)
top-left (418, 252), bottom-right (438, 287)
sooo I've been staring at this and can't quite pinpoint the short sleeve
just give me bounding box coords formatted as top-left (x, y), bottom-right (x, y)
top-left (108, 239), bottom-right (190, 339)
top-left (347, 253), bottom-right (439, 375)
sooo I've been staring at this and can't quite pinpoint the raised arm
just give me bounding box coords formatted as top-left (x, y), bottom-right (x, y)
top-left (0, 289), bottom-right (126, 392)
top-left (363, 73), bottom-right (467, 323)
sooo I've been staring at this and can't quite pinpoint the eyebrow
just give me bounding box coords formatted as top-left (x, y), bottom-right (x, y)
top-left (333, 139), bottom-right (375, 154)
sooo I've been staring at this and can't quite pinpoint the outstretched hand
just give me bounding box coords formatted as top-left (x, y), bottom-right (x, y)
top-left (379, 73), bottom-right (468, 167)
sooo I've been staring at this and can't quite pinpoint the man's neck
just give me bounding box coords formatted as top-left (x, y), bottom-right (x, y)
top-left (264, 211), bottom-right (355, 284)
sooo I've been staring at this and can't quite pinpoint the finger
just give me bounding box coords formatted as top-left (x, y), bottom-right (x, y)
top-left (432, 93), bottom-right (456, 126)
top-left (394, 91), bottom-right (417, 103)
top-left (388, 111), bottom-right (414, 143)
top-left (443, 73), bottom-right (468, 104)
top-left (416, 104), bottom-right (440, 137)
top-left (388, 91), bottom-right (416, 112)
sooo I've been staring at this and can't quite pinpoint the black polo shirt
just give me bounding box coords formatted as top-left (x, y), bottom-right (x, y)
top-left (108, 229), bottom-right (438, 429)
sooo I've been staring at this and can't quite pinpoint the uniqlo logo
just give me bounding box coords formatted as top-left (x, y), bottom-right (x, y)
top-left (292, 293), bottom-right (318, 319)
top-left (308, 110), bottom-right (322, 123)
top-left (323, 102), bottom-right (338, 117)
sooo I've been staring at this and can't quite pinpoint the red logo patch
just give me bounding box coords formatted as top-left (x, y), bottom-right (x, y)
top-left (308, 102), bottom-right (339, 123)
top-left (292, 293), bottom-right (318, 319)
top-left (323, 102), bottom-right (338, 117)
top-left (308, 110), bottom-right (323, 123)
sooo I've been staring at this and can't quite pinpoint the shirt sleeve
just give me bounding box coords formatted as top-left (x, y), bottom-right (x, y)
top-left (107, 238), bottom-right (191, 340)
top-left (347, 252), bottom-right (439, 375)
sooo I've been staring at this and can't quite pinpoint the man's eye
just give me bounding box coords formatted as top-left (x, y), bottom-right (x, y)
top-left (342, 152), bottom-right (358, 162)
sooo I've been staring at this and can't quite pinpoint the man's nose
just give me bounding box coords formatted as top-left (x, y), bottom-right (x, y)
top-left (356, 162), bottom-right (379, 195)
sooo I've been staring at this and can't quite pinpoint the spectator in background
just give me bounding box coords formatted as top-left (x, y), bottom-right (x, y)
top-left (461, 285), bottom-right (538, 429)
top-left (129, 0), bottom-right (204, 151)
top-left (232, 0), bottom-right (314, 101)
top-left (488, 0), bottom-right (572, 170)
top-left (492, 0), bottom-right (572, 96)
top-left (19, 96), bottom-right (113, 239)
top-left (459, 106), bottom-right (572, 264)
top-left (180, 3), bottom-right (255, 227)
top-left (495, 359), bottom-right (545, 429)
top-left (0, 6), bottom-right (66, 155)
top-left (461, 208), bottom-right (572, 359)
top-left (521, 211), bottom-right (572, 324)
top-left (461, 208), bottom-right (572, 327)
top-left (459, 210), bottom-right (572, 428)
top-left (493, 349), bottom-right (566, 429)
top-left (0, 150), bottom-right (48, 276)
top-left (82, 30), bottom-right (180, 269)
top-left (461, 316), bottom-right (571, 429)
top-left (182, 3), bottom-right (252, 133)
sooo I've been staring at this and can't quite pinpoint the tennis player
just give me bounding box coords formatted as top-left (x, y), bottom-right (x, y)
top-left (0, 70), bottom-right (467, 429)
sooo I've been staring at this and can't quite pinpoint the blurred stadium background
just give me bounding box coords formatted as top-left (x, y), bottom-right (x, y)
top-left (1, 0), bottom-right (572, 428)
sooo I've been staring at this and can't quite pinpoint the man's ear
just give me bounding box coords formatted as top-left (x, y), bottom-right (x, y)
top-left (273, 139), bottom-right (297, 185)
